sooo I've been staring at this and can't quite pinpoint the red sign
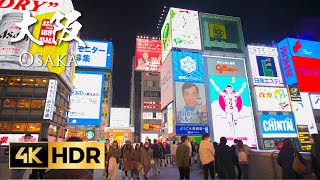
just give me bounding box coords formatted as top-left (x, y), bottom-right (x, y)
top-left (135, 38), bottom-right (162, 72)
top-left (293, 56), bottom-right (320, 92)
top-left (38, 19), bottom-right (56, 46)
top-left (216, 64), bottom-right (238, 74)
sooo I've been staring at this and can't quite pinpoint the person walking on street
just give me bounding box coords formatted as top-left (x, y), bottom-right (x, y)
top-left (187, 140), bottom-right (192, 166)
top-left (236, 140), bottom-right (251, 179)
top-left (171, 141), bottom-right (178, 166)
top-left (199, 133), bottom-right (215, 179)
top-left (277, 138), bottom-right (305, 179)
top-left (123, 141), bottom-right (135, 180)
top-left (11, 134), bottom-right (32, 179)
top-left (134, 144), bottom-right (143, 179)
top-left (103, 139), bottom-right (112, 178)
top-left (310, 134), bottom-right (320, 179)
top-left (165, 143), bottom-right (171, 166)
top-left (159, 142), bottom-right (166, 167)
top-left (216, 137), bottom-right (236, 179)
top-left (141, 142), bottom-right (153, 179)
top-left (191, 141), bottom-right (196, 164)
top-left (29, 137), bottom-right (48, 179)
top-left (107, 141), bottom-right (121, 180)
top-left (150, 139), bottom-right (161, 175)
top-left (176, 135), bottom-right (191, 180)
top-left (231, 139), bottom-right (241, 179)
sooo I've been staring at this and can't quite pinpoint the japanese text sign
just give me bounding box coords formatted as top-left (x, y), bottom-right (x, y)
top-left (278, 38), bottom-right (298, 85)
top-left (76, 40), bottom-right (112, 69)
top-left (255, 87), bottom-right (291, 112)
top-left (43, 79), bottom-right (58, 120)
top-left (247, 45), bottom-right (284, 87)
top-left (135, 38), bottom-right (162, 72)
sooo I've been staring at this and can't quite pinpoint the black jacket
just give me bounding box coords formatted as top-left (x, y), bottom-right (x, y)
top-left (277, 148), bottom-right (304, 179)
top-left (216, 144), bottom-right (236, 179)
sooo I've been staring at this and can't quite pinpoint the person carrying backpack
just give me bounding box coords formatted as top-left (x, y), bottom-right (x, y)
top-left (236, 140), bottom-right (251, 179)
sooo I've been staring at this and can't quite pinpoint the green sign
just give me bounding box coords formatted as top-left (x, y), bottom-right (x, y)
top-left (161, 9), bottom-right (173, 62)
top-left (200, 13), bottom-right (245, 53)
top-left (86, 130), bottom-right (95, 140)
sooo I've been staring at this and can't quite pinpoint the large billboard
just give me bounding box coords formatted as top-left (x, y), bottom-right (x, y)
top-left (135, 38), bottom-right (162, 72)
top-left (76, 40), bottom-right (113, 69)
top-left (260, 115), bottom-right (297, 138)
top-left (172, 51), bottom-right (204, 83)
top-left (167, 103), bottom-right (174, 134)
top-left (110, 108), bottom-right (130, 128)
top-left (68, 71), bottom-right (105, 125)
top-left (247, 45), bottom-right (284, 87)
top-left (200, 13), bottom-right (245, 53)
top-left (161, 10), bottom-right (172, 62)
top-left (175, 82), bottom-right (209, 135)
top-left (291, 93), bottom-right (318, 134)
top-left (0, 12), bottom-right (76, 89)
top-left (205, 56), bottom-right (257, 147)
top-left (255, 87), bottom-right (291, 112)
top-left (170, 8), bottom-right (202, 51)
top-left (161, 52), bottom-right (174, 108)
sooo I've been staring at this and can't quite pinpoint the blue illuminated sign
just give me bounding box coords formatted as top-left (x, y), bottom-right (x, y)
top-left (76, 40), bottom-right (113, 69)
top-left (176, 125), bottom-right (209, 135)
top-left (277, 38), bottom-right (298, 85)
top-left (172, 51), bottom-right (204, 83)
top-left (260, 115), bottom-right (297, 138)
top-left (287, 38), bottom-right (320, 59)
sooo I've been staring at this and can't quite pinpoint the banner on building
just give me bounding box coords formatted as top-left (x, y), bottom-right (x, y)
top-left (260, 115), bottom-right (297, 138)
top-left (255, 87), bottom-right (291, 112)
top-left (161, 52), bottom-right (174, 108)
top-left (135, 38), bottom-right (162, 72)
top-left (43, 79), bottom-right (58, 120)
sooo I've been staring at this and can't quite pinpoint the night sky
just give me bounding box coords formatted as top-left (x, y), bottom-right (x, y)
top-left (73, 0), bottom-right (320, 107)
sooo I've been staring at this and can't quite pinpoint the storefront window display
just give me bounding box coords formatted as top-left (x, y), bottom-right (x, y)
top-left (0, 123), bottom-right (40, 132)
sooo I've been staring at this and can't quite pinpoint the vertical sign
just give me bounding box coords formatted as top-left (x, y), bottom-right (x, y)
top-left (161, 10), bottom-right (173, 63)
top-left (43, 79), bottom-right (58, 120)
top-left (297, 125), bottom-right (311, 152)
top-left (288, 86), bottom-right (302, 101)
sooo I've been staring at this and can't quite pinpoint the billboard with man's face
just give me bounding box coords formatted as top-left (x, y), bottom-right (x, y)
top-left (175, 82), bottom-right (209, 135)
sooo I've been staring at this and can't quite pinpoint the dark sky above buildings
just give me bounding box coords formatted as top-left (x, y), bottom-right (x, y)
top-left (73, 0), bottom-right (320, 107)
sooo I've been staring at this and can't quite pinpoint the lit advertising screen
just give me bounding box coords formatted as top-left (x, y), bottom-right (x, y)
top-left (76, 40), bottom-right (113, 69)
top-left (0, 134), bottom-right (39, 146)
top-left (161, 10), bottom-right (173, 63)
top-left (110, 108), bottom-right (130, 128)
top-left (135, 38), bottom-right (162, 72)
top-left (200, 13), bottom-right (245, 53)
top-left (141, 133), bottom-right (159, 142)
top-left (170, 8), bottom-right (202, 51)
top-left (172, 51), bottom-right (204, 83)
top-left (175, 82), bottom-right (209, 135)
top-left (310, 94), bottom-right (320, 110)
top-left (0, 12), bottom-right (76, 89)
top-left (161, 52), bottom-right (173, 108)
top-left (291, 93), bottom-right (318, 134)
top-left (255, 87), bottom-right (291, 112)
top-left (260, 115), bottom-right (297, 138)
top-left (68, 71), bottom-right (105, 125)
top-left (205, 56), bottom-right (257, 147)
top-left (247, 45), bottom-right (284, 87)
top-left (167, 103), bottom-right (174, 134)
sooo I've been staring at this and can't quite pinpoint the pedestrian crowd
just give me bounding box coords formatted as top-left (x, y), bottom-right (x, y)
top-left (8, 133), bottom-right (320, 179)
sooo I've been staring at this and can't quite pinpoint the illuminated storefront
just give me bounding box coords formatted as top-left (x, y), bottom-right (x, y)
top-left (104, 127), bottom-right (134, 146)
top-left (0, 71), bottom-right (71, 143)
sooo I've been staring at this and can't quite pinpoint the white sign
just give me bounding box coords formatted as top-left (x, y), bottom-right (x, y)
top-left (167, 103), bottom-right (174, 134)
top-left (143, 112), bottom-right (162, 120)
top-left (110, 108), bottom-right (130, 128)
top-left (68, 71), bottom-right (104, 125)
top-left (0, 134), bottom-right (39, 146)
top-left (292, 93), bottom-right (318, 134)
top-left (310, 94), bottom-right (320, 110)
top-left (43, 79), bottom-right (58, 120)
top-left (247, 45), bottom-right (284, 87)
top-left (141, 133), bottom-right (158, 142)
top-left (171, 8), bottom-right (202, 50)
top-left (255, 87), bottom-right (291, 111)
top-left (76, 41), bottom-right (112, 69)
top-left (160, 52), bottom-right (173, 108)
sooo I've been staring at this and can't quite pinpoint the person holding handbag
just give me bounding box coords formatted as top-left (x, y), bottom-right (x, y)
top-left (141, 142), bottom-right (153, 179)
top-left (134, 144), bottom-right (143, 179)
top-left (277, 138), bottom-right (305, 179)
top-left (310, 134), bottom-right (320, 179)
top-left (123, 141), bottom-right (135, 180)
top-left (107, 141), bottom-right (121, 180)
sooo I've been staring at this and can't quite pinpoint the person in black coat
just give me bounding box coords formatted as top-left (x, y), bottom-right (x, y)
top-left (216, 137), bottom-right (236, 179)
top-left (231, 139), bottom-right (241, 179)
top-left (213, 142), bottom-right (219, 174)
top-left (311, 134), bottom-right (320, 178)
top-left (277, 138), bottom-right (304, 179)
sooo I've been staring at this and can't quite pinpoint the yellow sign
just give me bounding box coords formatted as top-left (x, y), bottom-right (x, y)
top-left (209, 24), bottom-right (227, 39)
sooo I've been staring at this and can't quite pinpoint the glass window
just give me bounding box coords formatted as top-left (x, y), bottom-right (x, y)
top-left (33, 87), bottom-right (47, 98)
top-left (6, 86), bottom-right (21, 97)
top-left (8, 77), bottom-right (22, 86)
top-left (27, 123), bottom-right (41, 132)
top-left (2, 99), bottom-right (18, 108)
top-left (2, 109), bottom-right (15, 115)
top-left (17, 99), bottom-right (31, 108)
top-left (0, 76), bottom-right (5, 85)
top-left (21, 77), bottom-right (35, 87)
top-left (35, 78), bottom-right (48, 87)
top-left (0, 123), bottom-right (12, 131)
top-left (31, 99), bottom-right (45, 108)
top-left (12, 123), bottom-right (27, 132)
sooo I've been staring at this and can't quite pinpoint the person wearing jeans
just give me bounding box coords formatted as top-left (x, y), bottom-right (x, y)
top-left (176, 135), bottom-right (191, 179)
top-left (199, 133), bottom-right (215, 179)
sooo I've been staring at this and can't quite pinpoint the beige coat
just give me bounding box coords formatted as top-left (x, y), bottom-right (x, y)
top-left (123, 147), bottom-right (135, 171)
top-left (141, 147), bottom-right (153, 166)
